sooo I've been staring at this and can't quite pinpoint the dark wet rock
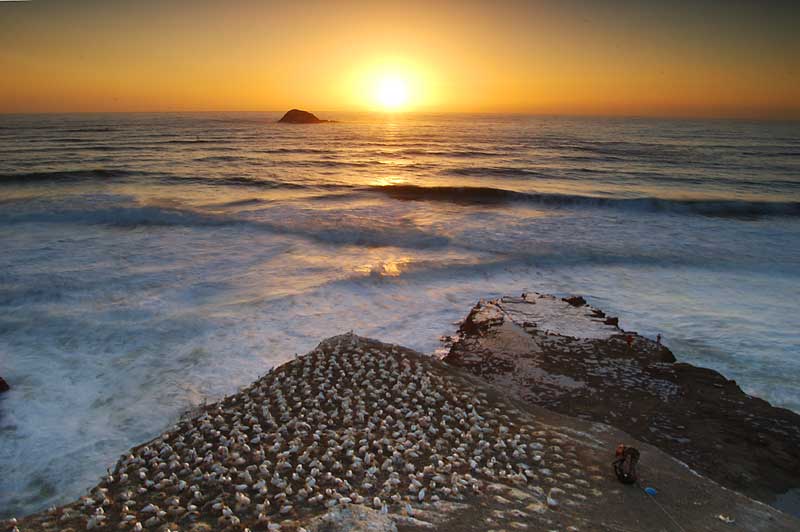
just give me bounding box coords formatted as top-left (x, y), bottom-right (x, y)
top-left (443, 293), bottom-right (800, 515)
top-left (278, 109), bottom-right (331, 124)
top-left (563, 295), bottom-right (587, 307)
top-left (604, 316), bottom-right (619, 326)
top-left (0, 377), bottom-right (8, 393)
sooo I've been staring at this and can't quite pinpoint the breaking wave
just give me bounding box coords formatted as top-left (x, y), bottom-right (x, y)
top-left (369, 184), bottom-right (800, 218)
top-left (0, 203), bottom-right (449, 250)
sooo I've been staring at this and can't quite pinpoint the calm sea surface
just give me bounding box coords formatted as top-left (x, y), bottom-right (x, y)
top-left (1, 112), bottom-right (799, 517)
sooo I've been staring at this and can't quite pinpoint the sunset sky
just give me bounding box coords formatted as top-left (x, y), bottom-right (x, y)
top-left (1, 0), bottom-right (798, 118)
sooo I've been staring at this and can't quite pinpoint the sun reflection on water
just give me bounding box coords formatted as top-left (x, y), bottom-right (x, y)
top-left (371, 175), bottom-right (408, 187)
top-left (355, 256), bottom-right (413, 277)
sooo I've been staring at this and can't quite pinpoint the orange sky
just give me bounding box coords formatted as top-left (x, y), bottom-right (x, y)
top-left (1, 0), bottom-right (798, 118)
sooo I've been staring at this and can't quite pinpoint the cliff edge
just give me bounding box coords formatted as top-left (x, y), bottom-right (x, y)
top-left (6, 333), bottom-right (797, 531)
top-left (443, 293), bottom-right (800, 515)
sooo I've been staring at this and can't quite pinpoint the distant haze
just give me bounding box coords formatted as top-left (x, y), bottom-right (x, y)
top-left (0, 0), bottom-right (798, 118)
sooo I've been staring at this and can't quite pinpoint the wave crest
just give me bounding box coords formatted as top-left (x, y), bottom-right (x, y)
top-left (0, 202), bottom-right (448, 250)
top-left (369, 184), bottom-right (800, 218)
top-left (0, 169), bottom-right (138, 182)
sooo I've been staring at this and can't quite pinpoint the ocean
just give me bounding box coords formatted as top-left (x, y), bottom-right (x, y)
top-left (0, 112), bottom-right (798, 517)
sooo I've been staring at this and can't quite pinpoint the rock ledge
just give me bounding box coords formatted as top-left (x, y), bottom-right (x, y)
top-left (444, 293), bottom-right (800, 514)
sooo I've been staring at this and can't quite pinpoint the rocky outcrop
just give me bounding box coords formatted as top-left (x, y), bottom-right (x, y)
top-left (8, 333), bottom-right (797, 531)
top-left (562, 295), bottom-right (586, 307)
top-left (278, 109), bottom-right (331, 124)
top-left (307, 504), bottom-right (396, 531)
top-left (0, 377), bottom-right (8, 393)
top-left (443, 293), bottom-right (800, 515)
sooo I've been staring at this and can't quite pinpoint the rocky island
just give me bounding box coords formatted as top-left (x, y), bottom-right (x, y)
top-left (277, 109), bottom-right (332, 124)
top-left (5, 295), bottom-right (800, 531)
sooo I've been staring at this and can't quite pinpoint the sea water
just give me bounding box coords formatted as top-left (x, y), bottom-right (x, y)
top-left (0, 112), bottom-right (798, 517)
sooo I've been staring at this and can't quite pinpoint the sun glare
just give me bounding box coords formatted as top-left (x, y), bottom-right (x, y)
top-left (348, 59), bottom-right (432, 112)
top-left (375, 75), bottom-right (409, 110)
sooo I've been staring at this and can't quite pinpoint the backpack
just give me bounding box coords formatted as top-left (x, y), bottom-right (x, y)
top-left (613, 444), bottom-right (640, 484)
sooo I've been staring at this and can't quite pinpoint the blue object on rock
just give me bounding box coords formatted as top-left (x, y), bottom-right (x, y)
top-left (644, 487), bottom-right (658, 496)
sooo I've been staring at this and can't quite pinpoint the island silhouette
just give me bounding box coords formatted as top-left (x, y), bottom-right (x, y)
top-left (278, 109), bottom-right (333, 123)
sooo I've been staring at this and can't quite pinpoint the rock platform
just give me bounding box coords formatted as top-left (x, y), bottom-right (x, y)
top-left (444, 293), bottom-right (800, 514)
top-left (6, 332), bottom-right (798, 531)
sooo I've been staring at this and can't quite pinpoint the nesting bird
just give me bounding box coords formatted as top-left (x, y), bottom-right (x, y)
top-left (32, 334), bottom-right (590, 531)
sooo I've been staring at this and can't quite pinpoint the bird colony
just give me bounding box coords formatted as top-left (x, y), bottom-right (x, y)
top-left (17, 334), bottom-right (595, 531)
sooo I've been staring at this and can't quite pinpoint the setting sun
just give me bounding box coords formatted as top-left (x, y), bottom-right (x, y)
top-left (375, 75), bottom-right (409, 110)
top-left (349, 60), bottom-right (428, 112)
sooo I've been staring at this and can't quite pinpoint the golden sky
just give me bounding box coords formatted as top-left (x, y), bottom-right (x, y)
top-left (1, 0), bottom-right (798, 118)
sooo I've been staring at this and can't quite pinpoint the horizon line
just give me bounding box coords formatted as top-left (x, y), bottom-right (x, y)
top-left (1, 109), bottom-right (799, 123)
